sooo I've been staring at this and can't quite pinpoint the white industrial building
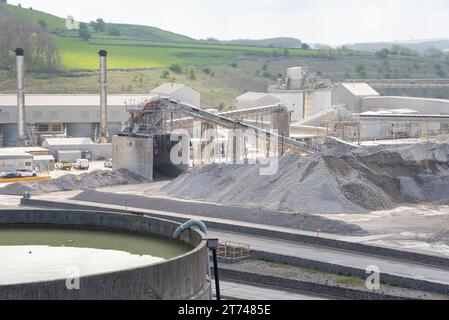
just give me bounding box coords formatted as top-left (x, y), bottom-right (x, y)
top-left (331, 83), bottom-right (380, 112)
top-left (0, 146), bottom-right (54, 173)
top-left (268, 67), bottom-right (332, 122)
top-left (151, 83), bottom-right (201, 107)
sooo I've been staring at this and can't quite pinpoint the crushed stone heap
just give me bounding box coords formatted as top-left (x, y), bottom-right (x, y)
top-left (163, 143), bottom-right (449, 214)
top-left (0, 169), bottom-right (145, 196)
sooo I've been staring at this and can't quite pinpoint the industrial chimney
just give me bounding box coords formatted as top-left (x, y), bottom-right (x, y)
top-left (99, 50), bottom-right (108, 143)
top-left (15, 48), bottom-right (26, 147)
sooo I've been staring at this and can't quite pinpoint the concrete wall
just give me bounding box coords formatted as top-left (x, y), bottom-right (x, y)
top-left (331, 85), bottom-right (362, 112)
top-left (271, 91), bottom-right (304, 122)
top-left (0, 209), bottom-right (210, 300)
top-left (312, 90), bottom-right (332, 114)
top-left (112, 136), bottom-right (153, 180)
top-left (362, 96), bottom-right (449, 114)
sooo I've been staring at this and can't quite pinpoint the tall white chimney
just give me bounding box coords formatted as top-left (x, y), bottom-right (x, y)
top-left (15, 48), bottom-right (26, 147)
top-left (99, 50), bottom-right (108, 143)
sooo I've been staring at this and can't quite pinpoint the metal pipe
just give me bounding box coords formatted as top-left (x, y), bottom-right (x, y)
top-left (173, 220), bottom-right (213, 300)
top-left (99, 50), bottom-right (108, 143)
top-left (211, 248), bottom-right (221, 301)
top-left (15, 48), bottom-right (26, 146)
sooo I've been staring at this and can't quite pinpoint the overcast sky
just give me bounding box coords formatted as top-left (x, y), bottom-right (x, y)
top-left (7, 0), bottom-right (449, 45)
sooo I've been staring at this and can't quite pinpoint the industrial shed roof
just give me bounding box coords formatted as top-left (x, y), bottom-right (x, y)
top-left (0, 151), bottom-right (33, 159)
top-left (0, 147), bottom-right (49, 154)
top-left (150, 83), bottom-right (187, 95)
top-left (341, 83), bottom-right (380, 96)
top-left (43, 138), bottom-right (93, 146)
top-left (360, 108), bottom-right (420, 116)
top-left (33, 155), bottom-right (55, 161)
top-left (0, 94), bottom-right (154, 107)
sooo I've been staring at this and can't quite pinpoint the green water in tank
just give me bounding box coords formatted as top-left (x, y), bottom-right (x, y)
top-left (0, 227), bottom-right (192, 285)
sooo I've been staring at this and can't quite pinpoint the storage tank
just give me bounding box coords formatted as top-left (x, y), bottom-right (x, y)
top-left (0, 209), bottom-right (210, 300)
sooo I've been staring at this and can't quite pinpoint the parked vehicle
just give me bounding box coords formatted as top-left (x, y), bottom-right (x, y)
top-left (104, 159), bottom-right (113, 168)
top-left (1, 172), bottom-right (21, 179)
top-left (55, 160), bottom-right (73, 170)
top-left (73, 159), bottom-right (90, 170)
top-left (16, 169), bottom-right (38, 177)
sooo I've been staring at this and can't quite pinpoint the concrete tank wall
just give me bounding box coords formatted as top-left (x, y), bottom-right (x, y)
top-left (0, 209), bottom-right (210, 300)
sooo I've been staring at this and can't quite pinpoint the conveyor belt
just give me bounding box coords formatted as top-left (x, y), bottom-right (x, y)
top-left (169, 99), bottom-right (311, 152)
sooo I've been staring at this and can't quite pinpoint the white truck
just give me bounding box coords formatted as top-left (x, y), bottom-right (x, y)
top-left (73, 159), bottom-right (90, 170)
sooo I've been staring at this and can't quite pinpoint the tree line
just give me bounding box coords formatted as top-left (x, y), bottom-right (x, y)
top-left (0, 7), bottom-right (60, 72)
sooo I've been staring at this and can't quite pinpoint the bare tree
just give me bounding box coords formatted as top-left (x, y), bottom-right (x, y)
top-left (0, 8), bottom-right (60, 71)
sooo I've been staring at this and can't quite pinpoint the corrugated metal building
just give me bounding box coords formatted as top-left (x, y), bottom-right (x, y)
top-left (0, 94), bottom-right (156, 147)
top-left (42, 137), bottom-right (111, 161)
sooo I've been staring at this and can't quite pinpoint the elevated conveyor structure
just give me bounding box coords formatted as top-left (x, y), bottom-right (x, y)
top-left (121, 97), bottom-right (311, 153)
top-left (169, 99), bottom-right (310, 153)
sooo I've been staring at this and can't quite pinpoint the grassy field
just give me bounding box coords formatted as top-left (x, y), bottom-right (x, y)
top-left (57, 37), bottom-right (320, 70)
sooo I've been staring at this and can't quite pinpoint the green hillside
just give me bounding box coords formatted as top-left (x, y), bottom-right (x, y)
top-left (2, 4), bottom-right (320, 70)
top-left (5, 4), bottom-right (66, 30)
top-left (4, 4), bottom-right (195, 42)
top-left (107, 23), bottom-right (194, 42)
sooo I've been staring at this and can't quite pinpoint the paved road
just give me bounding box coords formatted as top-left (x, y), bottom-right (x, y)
top-left (213, 281), bottom-right (327, 300)
top-left (209, 230), bottom-right (449, 286)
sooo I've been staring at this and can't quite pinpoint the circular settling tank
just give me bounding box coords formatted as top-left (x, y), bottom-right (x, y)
top-left (0, 210), bottom-right (210, 300)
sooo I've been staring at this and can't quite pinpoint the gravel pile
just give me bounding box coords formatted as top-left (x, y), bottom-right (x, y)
top-left (0, 169), bottom-right (146, 196)
top-left (163, 143), bottom-right (449, 214)
top-left (73, 190), bottom-right (367, 235)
